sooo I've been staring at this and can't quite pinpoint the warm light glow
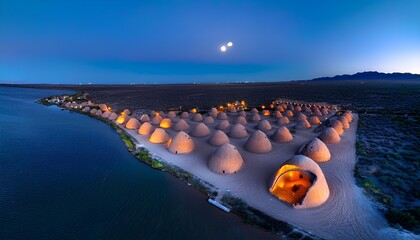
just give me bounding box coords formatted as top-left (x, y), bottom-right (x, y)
top-left (108, 107), bottom-right (112, 111)
top-left (269, 104), bottom-right (274, 109)
top-left (227, 41), bottom-right (233, 47)
top-left (166, 138), bottom-right (172, 148)
top-left (261, 105), bottom-right (266, 109)
top-left (220, 45), bottom-right (227, 52)
top-left (159, 119), bottom-right (172, 128)
top-left (191, 108), bottom-right (197, 113)
top-left (263, 111), bottom-right (270, 116)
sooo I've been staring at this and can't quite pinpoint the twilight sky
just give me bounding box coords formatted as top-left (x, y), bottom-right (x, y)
top-left (1, 0), bottom-right (419, 84)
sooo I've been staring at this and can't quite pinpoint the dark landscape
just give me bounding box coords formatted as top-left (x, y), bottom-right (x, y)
top-left (8, 78), bottom-right (420, 233)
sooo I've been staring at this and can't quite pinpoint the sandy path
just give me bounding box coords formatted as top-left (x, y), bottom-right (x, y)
top-left (124, 113), bottom-right (394, 239)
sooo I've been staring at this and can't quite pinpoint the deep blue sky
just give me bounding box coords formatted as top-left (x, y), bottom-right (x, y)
top-left (1, 0), bottom-right (419, 84)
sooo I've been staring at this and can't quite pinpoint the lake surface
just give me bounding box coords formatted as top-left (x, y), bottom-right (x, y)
top-left (0, 87), bottom-right (276, 239)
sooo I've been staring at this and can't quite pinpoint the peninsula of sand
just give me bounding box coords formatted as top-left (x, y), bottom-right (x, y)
top-left (48, 96), bottom-right (402, 240)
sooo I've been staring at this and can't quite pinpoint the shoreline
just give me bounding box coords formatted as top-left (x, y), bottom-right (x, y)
top-left (38, 97), bottom-right (318, 239)
top-left (36, 91), bottom-right (413, 240)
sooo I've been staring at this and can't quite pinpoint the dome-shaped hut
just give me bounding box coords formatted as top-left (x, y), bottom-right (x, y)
top-left (159, 118), bottom-right (172, 129)
top-left (217, 112), bottom-right (228, 120)
top-left (330, 120), bottom-right (344, 135)
top-left (272, 126), bottom-right (293, 143)
top-left (151, 115), bottom-right (163, 125)
top-left (250, 113), bottom-right (261, 122)
top-left (235, 116), bottom-right (247, 125)
top-left (140, 114), bottom-right (150, 122)
top-left (168, 131), bottom-right (195, 154)
top-left (108, 112), bottom-right (118, 120)
top-left (166, 111), bottom-right (177, 119)
top-left (180, 112), bottom-right (189, 119)
top-left (244, 130), bottom-right (272, 154)
top-left (193, 113), bottom-right (203, 122)
top-left (203, 116), bottom-right (215, 125)
top-left (257, 120), bottom-right (272, 132)
top-left (208, 143), bottom-right (244, 174)
top-left (149, 128), bottom-right (170, 144)
top-left (277, 116), bottom-right (290, 125)
top-left (309, 116), bottom-right (321, 125)
top-left (228, 123), bottom-right (248, 139)
top-left (208, 130), bottom-right (230, 146)
top-left (297, 138), bottom-right (331, 162)
top-left (173, 119), bottom-right (190, 131)
top-left (318, 127), bottom-right (341, 144)
top-left (138, 122), bottom-right (153, 135)
top-left (126, 118), bottom-right (141, 129)
top-left (216, 120), bottom-right (230, 130)
top-left (269, 155), bottom-right (330, 208)
top-left (190, 123), bottom-right (211, 137)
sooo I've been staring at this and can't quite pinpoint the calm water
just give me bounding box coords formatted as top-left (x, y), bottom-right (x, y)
top-left (0, 87), bottom-right (276, 240)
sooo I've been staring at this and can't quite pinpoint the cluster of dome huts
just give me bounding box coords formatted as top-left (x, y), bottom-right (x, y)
top-left (80, 100), bottom-right (353, 209)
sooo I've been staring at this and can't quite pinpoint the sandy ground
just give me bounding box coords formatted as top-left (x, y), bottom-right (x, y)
top-left (122, 112), bottom-right (395, 240)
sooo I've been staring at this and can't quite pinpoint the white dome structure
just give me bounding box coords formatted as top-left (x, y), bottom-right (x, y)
top-left (343, 111), bottom-right (353, 122)
top-left (126, 118), bottom-right (141, 129)
top-left (138, 122), bottom-right (153, 135)
top-left (313, 110), bottom-right (322, 117)
top-left (216, 120), bottom-right (230, 130)
top-left (82, 107), bottom-right (91, 113)
top-left (159, 118), bottom-right (172, 129)
top-left (235, 116), bottom-right (248, 125)
top-left (251, 108), bottom-right (258, 113)
top-left (123, 109), bottom-right (131, 115)
top-left (208, 130), bottom-right (230, 146)
top-left (309, 116), bottom-right (321, 125)
top-left (190, 123), bottom-right (211, 137)
top-left (296, 113), bottom-right (307, 122)
top-left (149, 128), bottom-right (170, 144)
top-left (250, 113), bottom-right (261, 122)
top-left (151, 115), bottom-right (163, 125)
top-left (173, 119), bottom-right (190, 131)
top-left (168, 131), bottom-right (195, 154)
top-left (140, 114), bottom-right (150, 122)
top-left (90, 108), bottom-right (97, 114)
top-left (95, 110), bottom-right (103, 116)
top-left (269, 155), bottom-right (330, 208)
top-left (116, 114), bottom-right (129, 125)
top-left (330, 120), bottom-right (344, 135)
top-left (272, 126), bottom-right (293, 143)
top-left (297, 138), bottom-right (331, 162)
top-left (262, 110), bottom-right (271, 116)
top-left (98, 104), bottom-right (108, 111)
top-left (193, 113), bottom-right (203, 122)
top-left (228, 123), bottom-right (248, 138)
top-left (217, 112), bottom-right (228, 120)
top-left (318, 127), bottom-right (341, 144)
top-left (244, 130), bottom-right (272, 154)
top-left (274, 111), bottom-right (283, 118)
top-left (284, 110), bottom-right (294, 117)
top-left (101, 111), bottom-right (111, 118)
top-left (208, 143), bottom-right (244, 174)
top-left (203, 116), bottom-right (215, 125)
top-left (238, 111), bottom-right (247, 117)
top-left (297, 119), bottom-right (311, 128)
top-left (166, 111), bottom-right (177, 119)
top-left (321, 108), bottom-right (329, 115)
top-left (180, 112), bottom-right (189, 119)
top-left (108, 112), bottom-right (118, 120)
top-left (277, 116), bottom-right (290, 125)
top-left (257, 120), bottom-right (272, 132)
top-left (338, 116), bottom-right (350, 129)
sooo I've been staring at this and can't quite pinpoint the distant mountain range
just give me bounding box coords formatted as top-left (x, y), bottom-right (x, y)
top-left (312, 71), bottom-right (420, 81)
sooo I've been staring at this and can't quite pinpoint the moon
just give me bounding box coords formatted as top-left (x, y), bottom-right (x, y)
top-left (220, 45), bottom-right (227, 52)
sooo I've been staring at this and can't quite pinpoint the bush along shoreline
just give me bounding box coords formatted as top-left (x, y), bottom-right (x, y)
top-left (38, 93), bottom-right (319, 240)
